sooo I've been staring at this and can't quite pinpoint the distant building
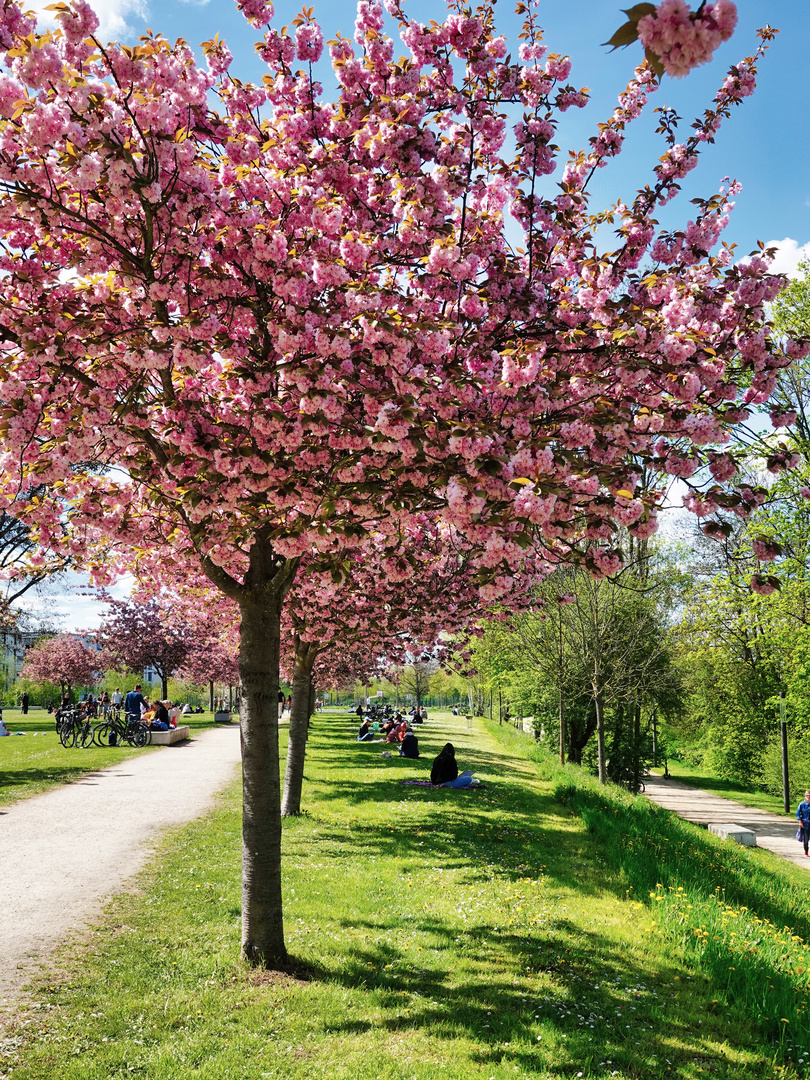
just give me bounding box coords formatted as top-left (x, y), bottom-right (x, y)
top-left (0, 628), bottom-right (46, 690)
top-left (143, 666), bottom-right (160, 690)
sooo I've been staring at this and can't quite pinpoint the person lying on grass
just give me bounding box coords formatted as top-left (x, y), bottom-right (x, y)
top-left (430, 743), bottom-right (480, 788)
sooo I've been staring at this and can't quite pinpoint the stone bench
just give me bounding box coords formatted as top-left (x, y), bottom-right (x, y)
top-left (708, 823), bottom-right (756, 847)
top-left (148, 725), bottom-right (191, 746)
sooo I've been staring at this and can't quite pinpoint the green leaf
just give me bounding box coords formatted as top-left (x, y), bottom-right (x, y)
top-left (602, 4), bottom-right (655, 50)
top-left (644, 46), bottom-right (665, 78)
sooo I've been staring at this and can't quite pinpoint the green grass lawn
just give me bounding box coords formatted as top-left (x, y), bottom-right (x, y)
top-left (1, 710), bottom-right (806, 1080)
top-left (0, 708), bottom-right (219, 806)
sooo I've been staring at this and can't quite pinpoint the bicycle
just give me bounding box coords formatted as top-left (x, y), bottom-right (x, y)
top-left (92, 710), bottom-right (150, 748)
top-left (55, 704), bottom-right (97, 748)
top-left (614, 766), bottom-right (647, 794)
top-left (56, 706), bottom-right (79, 747)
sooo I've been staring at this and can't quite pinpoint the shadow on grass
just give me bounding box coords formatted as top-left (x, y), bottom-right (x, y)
top-left (287, 715), bottom-right (613, 902)
top-left (281, 715), bottom-right (798, 1072)
top-left (297, 913), bottom-right (748, 1077)
top-left (0, 765), bottom-right (112, 791)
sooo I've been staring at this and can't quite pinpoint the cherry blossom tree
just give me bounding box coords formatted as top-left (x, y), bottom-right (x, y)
top-left (175, 603), bottom-right (240, 709)
top-left (97, 597), bottom-right (193, 699)
top-left (0, 0), bottom-right (803, 967)
top-left (20, 633), bottom-right (101, 698)
top-left (278, 516), bottom-right (537, 815)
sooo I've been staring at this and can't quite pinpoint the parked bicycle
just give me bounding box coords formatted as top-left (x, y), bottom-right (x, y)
top-left (92, 710), bottom-right (150, 748)
top-left (613, 766), bottom-right (647, 794)
top-left (55, 704), bottom-right (95, 748)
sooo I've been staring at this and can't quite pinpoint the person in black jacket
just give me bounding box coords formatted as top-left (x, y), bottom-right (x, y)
top-left (430, 743), bottom-right (478, 787)
top-left (400, 731), bottom-right (419, 758)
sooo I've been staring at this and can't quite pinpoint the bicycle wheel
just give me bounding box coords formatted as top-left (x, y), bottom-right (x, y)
top-left (93, 721), bottom-right (118, 747)
top-left (58, 720), bottom-right (76, 748)
top-left (78, 721), bottom-right (94, 748)
top-left (130, 723), bottom-right (150, 748)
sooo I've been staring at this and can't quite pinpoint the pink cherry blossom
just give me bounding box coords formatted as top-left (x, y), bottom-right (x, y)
top-left (638, 0), bottom-right (737, 79)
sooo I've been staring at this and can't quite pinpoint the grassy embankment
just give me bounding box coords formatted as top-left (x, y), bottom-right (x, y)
top-left (0, 709), bottom-right (219, 806)
top-left (3, 710), bottom-right (810, 1079)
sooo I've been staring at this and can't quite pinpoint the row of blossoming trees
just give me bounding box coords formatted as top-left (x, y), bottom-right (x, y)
top-left (18, 594), bottom-right (240, 701)
top-left (0, 0), bottom-right (804, 966)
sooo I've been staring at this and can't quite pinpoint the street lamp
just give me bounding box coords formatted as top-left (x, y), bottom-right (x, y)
top-left (780, 691), bottom-right (790, 814)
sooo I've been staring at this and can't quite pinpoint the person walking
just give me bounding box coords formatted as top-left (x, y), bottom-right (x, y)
top-left (797, 790), bottom-right (810, 857)
top-left (20, 692), bottom-right (28, 715)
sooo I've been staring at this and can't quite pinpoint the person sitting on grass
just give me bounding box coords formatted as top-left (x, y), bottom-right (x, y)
top-left (430, 743), bottom-right (479, 788)
top-left (386, 722), bottom-right (401, 744)
top-left (399, 730), bottom-right (419, 759)
top-left (357, 718), bottom-right (374, 742)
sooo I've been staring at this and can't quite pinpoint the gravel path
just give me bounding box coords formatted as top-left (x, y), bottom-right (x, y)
top-left (0, 725), bottom-right (242, 1018)
top-left (644, 773), bottom-right (809, 869)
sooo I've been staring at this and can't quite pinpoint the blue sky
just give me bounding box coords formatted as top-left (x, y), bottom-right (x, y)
top-left (43, 0), bottom-right (809, 271)
top-left (22, 0), bottom-right (810, 630)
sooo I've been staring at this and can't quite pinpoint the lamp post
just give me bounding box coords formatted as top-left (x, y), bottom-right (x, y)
top-left (780, 691), bottom-right (790, 814)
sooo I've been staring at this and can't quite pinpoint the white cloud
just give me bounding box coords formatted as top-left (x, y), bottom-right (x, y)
top-left (13, 571), bottom-right (135, 633)
top-left (30, 0), bottom-right (148, 43)
top-left (763, 238), bottom-right (810, 279)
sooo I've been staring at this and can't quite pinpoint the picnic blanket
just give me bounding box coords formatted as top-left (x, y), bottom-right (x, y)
top-left (398, 779), bottom-right (485, 789)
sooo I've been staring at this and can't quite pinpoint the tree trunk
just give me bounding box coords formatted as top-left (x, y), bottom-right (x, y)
top-left (161, 671), bottom-right (168, 700)
top-left (209, 679), bottom-right (214, 713)
top-left (594, 687), bottom-right (607, 784)
top-left (632, 702), bottom-right (641, 791)
top-left (238, 580), bottom-right (291, 967)
top-left (558, 682), bottom-right (565, 766)
top-left (609, 702), bottom-right (624, 775)
top-left (281, 638), bottom-right (319, 817)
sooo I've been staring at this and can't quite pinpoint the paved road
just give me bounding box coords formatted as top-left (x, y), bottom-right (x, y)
top-left (0, 725), bottom-right (242, 1018)
top-left (645, 773), bottom-right (808, 869)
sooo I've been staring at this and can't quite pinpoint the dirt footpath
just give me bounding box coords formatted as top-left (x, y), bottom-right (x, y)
top-left (0, 725), bottom-right (242, 1018)
top-left (645, 773), bottom-right (809, 869)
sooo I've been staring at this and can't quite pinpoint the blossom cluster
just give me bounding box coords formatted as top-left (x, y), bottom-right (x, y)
top-left (638, 0), bottom-right (738, 78)
top-left (0, 0), bottom-right (799, 616)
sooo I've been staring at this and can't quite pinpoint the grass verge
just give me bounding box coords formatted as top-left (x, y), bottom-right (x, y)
top-left (0, 709), bottom-right (219, 806)
top-left (1, 710), bottom-right (807, 1079)
top-left (661, 756), bottom-right (794, 818)
top-left (543, 745), bottom-right (810, 1068)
